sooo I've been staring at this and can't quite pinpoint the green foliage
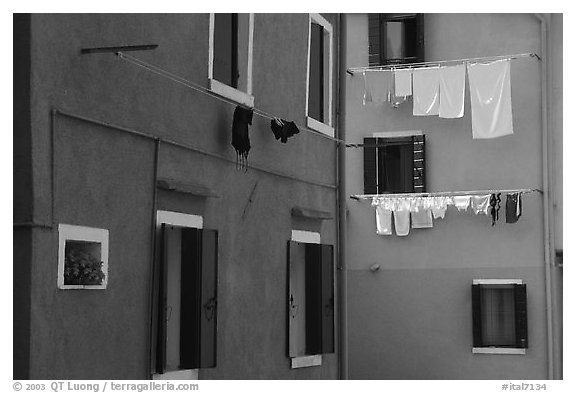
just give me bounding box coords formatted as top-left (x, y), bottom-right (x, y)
top-left (64, 247), bottom-right (105, 286)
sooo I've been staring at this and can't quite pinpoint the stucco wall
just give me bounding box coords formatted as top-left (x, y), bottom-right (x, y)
top-left (344, 14), bottom-right (549, 379)
top-left (26, 13), bottom-right (339, 379)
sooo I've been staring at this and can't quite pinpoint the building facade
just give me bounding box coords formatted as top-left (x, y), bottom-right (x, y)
top-left (342, 13), bottom-right (562, 380)
top-left (14, 13), bottom-right (342, 380)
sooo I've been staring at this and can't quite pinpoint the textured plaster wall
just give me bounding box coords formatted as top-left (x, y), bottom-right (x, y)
top-left (344, 14), bottom-right (549, 379)
top-left (27, 13), bottom-right (339, 379)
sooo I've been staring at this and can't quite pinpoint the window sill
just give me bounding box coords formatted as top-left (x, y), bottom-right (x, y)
top-left (152, 369), bottom-right (198, 380)
top-left (290, 355), bottom-right (322, 369)
top-left (472, 347), bottom-right (526, 355)
top-left (209, 79), bottom-right (254, 108)
top-left (306, 116), bottom-right (334, 137)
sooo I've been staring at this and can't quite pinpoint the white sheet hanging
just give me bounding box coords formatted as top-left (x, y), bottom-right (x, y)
top-left (363, 70), bottom-right (391, 105)
top-left (412, 67), bottom-right (440, 116)
top-left (439, 64), bottom-right (466, 118)
top-left (467, 59), bottom-right (514, 139)
top-left (394, 69), bottom-right (412, 97)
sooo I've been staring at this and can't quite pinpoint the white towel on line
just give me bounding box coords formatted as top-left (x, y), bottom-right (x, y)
top-left (412, 67), bottom-right (440, 116)
top-left (363, 70), bottom-right (391, 105)
top-left (394, 69), bottom-right (412, 97)
top-left (439, 64), bottom-right (466, 118)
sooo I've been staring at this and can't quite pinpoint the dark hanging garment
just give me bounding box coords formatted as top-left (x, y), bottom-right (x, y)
top-left (505, 193), bottom-right (522, 224)
top-left (270, 118), bottom-right (300, 143)
top-left (232, 105), bottom-right (253, 171)
top-left (489, 193), bottom-right (502, 226)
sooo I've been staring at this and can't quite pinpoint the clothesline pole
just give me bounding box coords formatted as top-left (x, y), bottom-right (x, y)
top-left (350, 188), bottom-right (542, 200)
top-left (347, 52), bottom-right (540, 74)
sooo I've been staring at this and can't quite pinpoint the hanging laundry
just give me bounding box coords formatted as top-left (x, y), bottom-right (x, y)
top-left (453, 195), bottom-right (471, 211)
top-left (375, 205), bottom-right (393, 235)
top-left (489, 193), bottom-right (502, 226)
top-left (270, 118), bottom-right (300, 143)
top-left (471, 194), bottom-right (491, 215)
top-left (431, 196), bottom-right (453, 219)
top-left (467, 59), bottom-right (514, 139)
top-left (412, 67), bottom-right (440, 116)
top-left (393, 198), bottom-right (411, 236)
top-left (505, 192), bottom-right (522, 223)
top-left (231, 105), bottom-right (253, 171)
top-left (411, 209), bottom-right (433, 229)
top-left (394, 68), bottom-right (412, 97)
top-left (363, 70), bottom-right (392, 105)
top-left (439, 64), bottom-right (466, 119)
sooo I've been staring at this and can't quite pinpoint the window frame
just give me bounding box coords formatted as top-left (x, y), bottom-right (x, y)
top-left (208, 13), bottom-right (255, 108)
top-left (471, 279), bottom-right (528, 355)
top-left (369, 13), bottom-right (425, 66)
top-left (305, 13), bottom-right (334, 137)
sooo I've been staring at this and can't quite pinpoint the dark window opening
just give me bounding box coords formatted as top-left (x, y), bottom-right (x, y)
top-left (369, 13), bottom-right (424, 66)
top-left (472, 283), bottom-right (528, 349)
top-left (308, 22), bottom-right (325, 123)
top-left (213, 13), bottom-right (239, 88)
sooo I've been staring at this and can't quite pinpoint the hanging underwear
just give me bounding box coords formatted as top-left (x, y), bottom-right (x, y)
top-left (393, 198), bottom-right (411, 236)
top-left (375, 205), bottom-right (393, 235)
top-left (431, 196), bottom-right (452, 219)
top-left (411, 209), bottom-right (433, 229)
top-left (453, 196), bottom-right (471, 212)
top-left (505, 193), bottom-right (522, 223)
top-left (231, 105), bottom-right (254, 172)
top-left (471, 194), bottom-right (491, 215)
top-left (489, 193), bottom-right (502, 226)
top-left (270, 118), bottom-right (300, 143)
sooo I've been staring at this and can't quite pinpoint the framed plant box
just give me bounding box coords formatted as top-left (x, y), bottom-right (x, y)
top-left (58, 224), bottom-right (109, 290)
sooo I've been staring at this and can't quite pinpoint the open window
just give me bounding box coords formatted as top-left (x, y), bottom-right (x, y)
top-left (287, 232), bottom-right (334, 368)
top-left (368, 13), bottom-right (424, 66)
top-left (363, 132), bottom-right (426, 194)
top-left (209, 13), bottom-right (254, 107)
top-left (472, 279), bottom-right (528, 354)
top-left (153, 212), bottom-right (218, 376)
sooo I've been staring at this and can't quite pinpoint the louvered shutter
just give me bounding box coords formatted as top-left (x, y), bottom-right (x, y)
top-left (288, 241), bottom-right (306, 358)
top-left (415, 14), bottom-right (425, 63)
top-left (514, 284), bottom-right (528, 349)
top-left (320, 244), bottom-right (335, 354)
top-left (471, 284), bottom-right (482, 348)
top-left (368, 14), bottom-right (383, 66)
top-left (363, 137), bottom-right (378, 194)
top-left (413, 135), bottom-right (426, 193)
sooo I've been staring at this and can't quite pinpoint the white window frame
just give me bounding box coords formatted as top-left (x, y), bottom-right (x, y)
top-left (472, 278), bottom-right (526, 355)
top-left (289, 229), bottom-right (323, 369)
top-left (152, 210), bottom-right (203, 380)
top-left (57, 224), bottom-right (109, 290)
top-left (208, 13), bottom-right (255, 108)
top-left (305, 13), bottom-right (334, 137)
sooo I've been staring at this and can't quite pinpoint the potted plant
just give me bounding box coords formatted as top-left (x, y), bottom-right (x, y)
top-left (64, 247), bottom-right (106, 286)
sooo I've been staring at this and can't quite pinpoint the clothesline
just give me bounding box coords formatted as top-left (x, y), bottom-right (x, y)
top-left (350, 188), bottom-right (542, 201)
top-left (346, 52), bottom-right (540, 74)
top-left (116, 52), bottom-right (346, 144)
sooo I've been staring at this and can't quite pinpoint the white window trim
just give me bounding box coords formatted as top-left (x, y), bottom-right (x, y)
top-left (57, 224), bottom-right (109, 290)
top-left (305, 13), bottom-right (334, 137)
top-left (289, 229), bottom-right (322, 369)
top-left (372, 130), bottom-right (423, 138)
top-left (473, 279), bottom-right (523, 285)
top-left (208, 13), bottom-right (255, 108)
top-left (152, 211), bottom-right (203, 380)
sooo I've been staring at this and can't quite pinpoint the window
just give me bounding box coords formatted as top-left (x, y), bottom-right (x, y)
top-left (306, 14), bottom-right (333, 136)
top-left (472, 279), bottom-right (528, 354)
top-left (363, 132), bottom-right (426, 194)
top-left (153, 211), bottom-right (218, 376)
top-left (287, 231), bottom-right (334, 368)
top-left (368, 14), bottom-right (424, 66)
top-left (209, 13), bottom-right (254, 107)
top-left (57, 224), bottom-right (109, 290)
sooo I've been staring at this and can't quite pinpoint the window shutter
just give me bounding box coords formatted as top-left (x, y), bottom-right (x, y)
top-left (368, 14), bottom-right (383, 66)
top-left (363, 137), bottom-right (378, 194)
top-left (413, 135), bottom-right (426, 193)
top-left (514, 284), bottom-right (528, 349)
top-left (179, 228), bottom-right (202, 370)
top-left (199, 229), bottom-right (218, 368)
top-left (305, 243), bottom-right (323, 355)
top-left (320, 244), bottom-right (335, 354)
top-left (471, 284), bottom-right (482, 348)
top-left (288, 241), bottom-right (306, 358)
top-left (156, 224), bottom-right (169, 373)
top-left (415, 14), bottom-right (425, 63)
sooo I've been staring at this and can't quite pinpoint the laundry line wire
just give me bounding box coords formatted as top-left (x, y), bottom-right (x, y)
top-left (350, 188), bottom-right (542, 201)
top-left (116, 52), bottom-right (346, 145)
top-left (347, 52), bottom-right (540, 74)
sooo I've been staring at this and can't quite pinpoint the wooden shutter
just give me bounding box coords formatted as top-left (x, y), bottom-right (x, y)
top-left (199, 229), bottom-right (218, 368)
top-left (514, 284), bottom-right (528, 349)
top-left (288, 241), bottom-right (306, 358)
top-left (156, 224), bottom-right (169, 373)
top-left (471, 284), bottom-right (483, 348)
top-left (363, 137), bottom-right (378, 194)
top-left (308, 22), bottom-right (324, 122)
top-left (413, 135), bottom-right (426, 193)
top-left (305, 244), bottom-right (323, 355)
top-left (320, 244), bottom-right (335, 354)
top-left (415, 14), bottom-right (425, 63)
top-left (368, 14), bottom-right (383, 66)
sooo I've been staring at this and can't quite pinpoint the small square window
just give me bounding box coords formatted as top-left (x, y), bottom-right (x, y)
top-left (368, 14), bottom-right (424, 66)
top-left (58, 224), bottom-right (109, 290)
top-left (472, 279), bottom-right (528, 354)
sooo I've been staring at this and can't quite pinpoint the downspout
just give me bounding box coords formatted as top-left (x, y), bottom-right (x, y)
top-left (337, 13), bottom-right (348, 380)
top-left (534, 13), bottom-right (555, 380)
